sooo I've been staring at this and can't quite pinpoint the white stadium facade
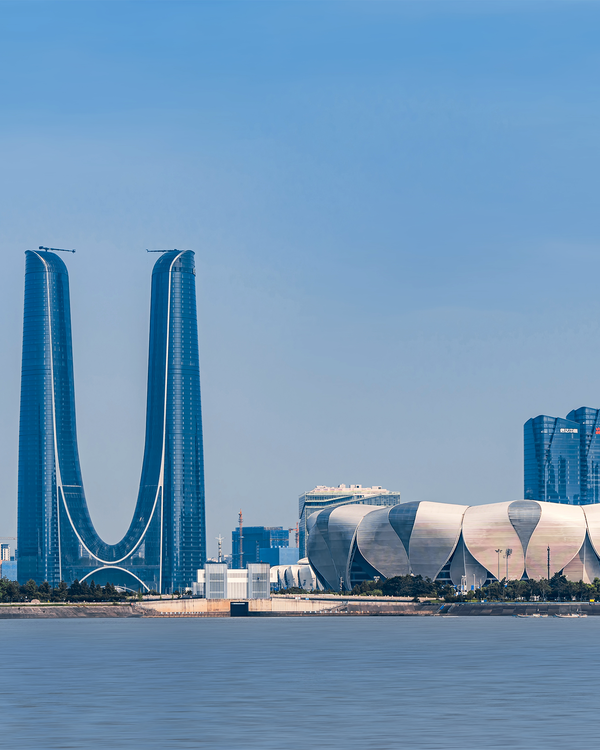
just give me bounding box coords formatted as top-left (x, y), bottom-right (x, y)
top-left (306, 500), bottom-right (600, 591)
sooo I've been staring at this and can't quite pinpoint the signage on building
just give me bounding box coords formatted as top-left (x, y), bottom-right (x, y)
top-left (560, 428), bottom-right (578, 434)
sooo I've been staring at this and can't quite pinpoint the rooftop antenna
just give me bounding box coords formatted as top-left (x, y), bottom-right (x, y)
top-left (216, 535), bottom-right (224, 563)
top-left (38, 246), bottom-right (76, 254)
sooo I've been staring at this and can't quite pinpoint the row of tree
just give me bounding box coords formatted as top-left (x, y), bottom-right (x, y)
top-left (6, 572), bottom-right (599, 603)
top-left (0, 577), bottom-right (134, 603)
top-left (348, 573), bottom-right (600, 602)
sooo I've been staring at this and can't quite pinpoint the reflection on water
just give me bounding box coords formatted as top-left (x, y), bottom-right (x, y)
top-left (1, 617), bottom-right (598, 749)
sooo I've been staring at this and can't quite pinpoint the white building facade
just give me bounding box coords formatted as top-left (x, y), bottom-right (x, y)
top-left (192, 563), bottom-right (270, 599)
top-left (307, 499), bottom-right (600, 591)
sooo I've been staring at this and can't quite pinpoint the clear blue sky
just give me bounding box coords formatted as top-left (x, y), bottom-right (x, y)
top-left (1, 1), bottom-right (599, 556)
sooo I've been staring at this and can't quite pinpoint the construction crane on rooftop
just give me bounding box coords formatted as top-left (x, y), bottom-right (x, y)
top-left (146, 249), bottom-right (189, 253)
top-left (38, 246), bottom-right (76, 254)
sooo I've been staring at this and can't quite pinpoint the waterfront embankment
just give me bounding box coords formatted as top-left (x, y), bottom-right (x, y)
top-left (2, 598), bottom-right (600, 618)
top-left (0, 597), bottom-right (434, 618)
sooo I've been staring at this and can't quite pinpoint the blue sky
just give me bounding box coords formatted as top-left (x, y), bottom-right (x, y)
top-left (1, 1), bottom-right (600, 555)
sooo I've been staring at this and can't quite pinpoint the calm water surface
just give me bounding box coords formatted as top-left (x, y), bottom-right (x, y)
top-left (1, 616), bottom-right (597, 749)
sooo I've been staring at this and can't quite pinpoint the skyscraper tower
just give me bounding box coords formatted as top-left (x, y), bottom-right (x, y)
top-left (567, 407), bottom-right (600, 505)
top-left (17, 249), bottom-right (206, 592)
top-left (524, 415), bottom-right (580, 505)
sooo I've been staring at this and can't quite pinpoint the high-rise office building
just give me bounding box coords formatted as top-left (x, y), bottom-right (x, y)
top-left (0, 544), bottom-right (10, 561)
top-left (17, 249), bottom-right (206, 592)
top-left (298, 485), bottom-right (401, 557)
top-left (231, 526), bottom-right (289, 569)
top-left (524, 415), bottom-right (581, 504)
top-left (566, 407), bottom-right (600, 505)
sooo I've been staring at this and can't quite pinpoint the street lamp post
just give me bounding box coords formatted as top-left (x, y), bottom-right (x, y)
top-left (505, 548), bottom-right (513, 582)
top-left (495, 549), bottom-right (503, 582)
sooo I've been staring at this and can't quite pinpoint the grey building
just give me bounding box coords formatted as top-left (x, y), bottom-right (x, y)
top-left (299, 485), bottom-right (400, 557)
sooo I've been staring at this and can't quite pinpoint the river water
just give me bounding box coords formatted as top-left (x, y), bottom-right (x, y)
top-left (1, 616), bottom-right (597, 749)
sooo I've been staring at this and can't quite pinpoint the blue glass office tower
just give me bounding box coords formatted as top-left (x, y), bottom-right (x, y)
top-left (524, 415), bottom-right (580, 504)
top-left (17, 250), bottom-right (206, 592)
top-left (566, 407), bottom-right (600, 505)
top-left (231, 526), bottom-right (290, 568)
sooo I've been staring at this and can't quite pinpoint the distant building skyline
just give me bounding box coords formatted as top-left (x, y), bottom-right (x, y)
top-left (231, 526), bottom-right (290, 569)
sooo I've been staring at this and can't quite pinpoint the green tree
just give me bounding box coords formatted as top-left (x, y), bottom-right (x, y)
top-left (6, 580), bottom-right (21, 602)
top-left (69, 579), bottom-right (83, 598)
top-left (381, 574), bottom-right (438, 598)
top-left (549, 573), bottom-right (572, 601)
top-left (24, 579), bottom-right (38, 600)
top-left (350, 580), bottom-right (382, 596)
top-left (53, 581), bottom-right (69, 602)
top-left (38, 581), bottom-right (51, 600)
top-left (79, 581), bottom-right (91, 600)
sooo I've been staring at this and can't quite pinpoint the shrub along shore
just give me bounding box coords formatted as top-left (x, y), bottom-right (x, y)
top-left (287, 572), bottom-right (600, 602)
top-left (3, 571), bottom-right (599, 605)
top-left (0, 578), bottom-right (148, 603)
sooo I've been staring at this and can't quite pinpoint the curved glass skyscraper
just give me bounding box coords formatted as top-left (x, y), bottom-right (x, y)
top-left (17, 250), bottom-right (206, 592)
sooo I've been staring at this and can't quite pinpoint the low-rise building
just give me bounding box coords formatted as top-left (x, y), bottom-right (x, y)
top-left (192, 563), bottom-right (270, 599)
top-left (1, 560), bottom-right (17, 581)
top-left (270, 558), bottom-right (324, 592)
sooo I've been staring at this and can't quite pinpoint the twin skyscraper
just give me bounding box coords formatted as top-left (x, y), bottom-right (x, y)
top-left (17, 249), bottom-right (206, 593)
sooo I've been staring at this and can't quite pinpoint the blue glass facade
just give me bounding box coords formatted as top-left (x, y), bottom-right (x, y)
top-left (566, 407), bottom-right (600, 505)
top-left (524, 415), bottom-right (581, 504)
top-left (17, 250), bottom-right (205, 592)
top-left (231, 526), bottom-right (289, 568)
top-left (258, 547), bottom-right (300, 566)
